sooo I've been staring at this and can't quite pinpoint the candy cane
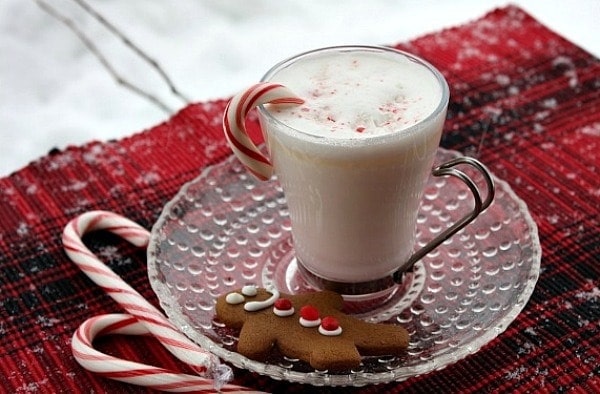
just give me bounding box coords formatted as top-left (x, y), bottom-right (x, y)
top-left (63, 210), bottom-right (261, 393)
top-left (223, 82), bottom-right (304, 180)
top-left (72, 313), bottom-right (233, 393)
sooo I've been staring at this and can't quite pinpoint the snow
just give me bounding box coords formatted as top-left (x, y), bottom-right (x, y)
top-left (1, 0), bottom-right (599, 177)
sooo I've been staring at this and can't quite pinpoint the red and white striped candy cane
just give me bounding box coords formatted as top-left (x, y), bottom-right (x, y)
top-left (223, 82), bottom-right (304, 181)
top-left (72, 313), bottom-right (234, 393)
top-left (63, 210), bottom-right (260, 393)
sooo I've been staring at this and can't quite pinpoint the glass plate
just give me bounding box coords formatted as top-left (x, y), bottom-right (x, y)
top-left (147, 148), bottom-right (541, 386)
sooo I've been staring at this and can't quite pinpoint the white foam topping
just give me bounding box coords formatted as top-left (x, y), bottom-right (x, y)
top-left (267, 50), bottom-right (442, 138)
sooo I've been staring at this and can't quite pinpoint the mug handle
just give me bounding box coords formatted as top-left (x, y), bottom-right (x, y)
top-left (392, 156), bottom-right (495, 284)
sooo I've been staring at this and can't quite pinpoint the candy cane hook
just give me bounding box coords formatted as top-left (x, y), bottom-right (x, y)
top-left (63, 210), bottom-right (261, 392)
top-left (223, 82), bottom-right (304, 180)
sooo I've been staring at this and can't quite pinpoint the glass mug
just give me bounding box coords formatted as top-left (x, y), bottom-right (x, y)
top-left (223, 46), bottom-right (494, 295)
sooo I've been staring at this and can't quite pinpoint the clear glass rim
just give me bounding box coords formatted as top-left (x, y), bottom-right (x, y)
top-left (257, 45), bottom-right (450, 146)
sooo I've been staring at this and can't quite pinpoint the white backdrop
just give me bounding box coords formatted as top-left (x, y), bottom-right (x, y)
top-left (1, 0), bottom-right (598, 176)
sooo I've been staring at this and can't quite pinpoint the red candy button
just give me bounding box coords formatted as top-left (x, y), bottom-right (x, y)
top-left (274, 298), bottom-right (292, 310)
top-left (299, 305), bottom-right (319, 321)
top-left (320, 316), bottom-right (339, 331)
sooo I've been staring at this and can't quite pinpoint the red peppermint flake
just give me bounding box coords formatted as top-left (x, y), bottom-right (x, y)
top-left (299, 305), bottom-right (320, 321)
top-left (320, 316), bottom-right (340, 331)
top-left (355, 126), bottom-right (365, 133)
top-left (274, 298), bottom-right (293, 311)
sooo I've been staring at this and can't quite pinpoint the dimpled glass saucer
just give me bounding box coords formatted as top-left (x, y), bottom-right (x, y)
top-left (147, 148), bottom-right (541, 386)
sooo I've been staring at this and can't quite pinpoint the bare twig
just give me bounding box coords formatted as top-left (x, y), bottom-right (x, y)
top-left (33, 0), bottom-right (174, 114)
top-left (72, 0), bottom-right (191, 104)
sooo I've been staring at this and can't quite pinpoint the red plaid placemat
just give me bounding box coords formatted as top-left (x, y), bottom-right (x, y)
top-left (0, 6), bottom-right (598, 393)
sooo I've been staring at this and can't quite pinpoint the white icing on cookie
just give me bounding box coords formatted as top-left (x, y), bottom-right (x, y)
top-left (299, 317), bottom-right (321, 328)
top-left (273, 306), bottom-right (295, 317)
top-left (225, 292), bottom-right (244, 305)
top-left (244, 286), bottom-right (280, 312)
top-left (318, 325), bottom-right (343, 336)
top-left (241, 285), bottom-right (258, 297)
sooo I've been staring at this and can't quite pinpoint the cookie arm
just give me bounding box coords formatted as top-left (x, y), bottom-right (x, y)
top-left (310, 339), bottom-right (361, 371)
top-left (236, 319), bottom-right (276, 361)
top-left (294, 290), bottom-right (344, 311)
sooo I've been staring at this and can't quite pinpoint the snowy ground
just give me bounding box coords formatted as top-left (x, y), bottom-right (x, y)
top-left (1, 0), bottom-right (598, 177)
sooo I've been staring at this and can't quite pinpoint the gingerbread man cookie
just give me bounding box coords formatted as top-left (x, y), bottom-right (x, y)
top-left (215, 286), bottom-right (409, 371)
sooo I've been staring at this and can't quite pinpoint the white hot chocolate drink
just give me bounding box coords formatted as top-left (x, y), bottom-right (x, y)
top-left (258, 46), bottom-right (449, 284)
